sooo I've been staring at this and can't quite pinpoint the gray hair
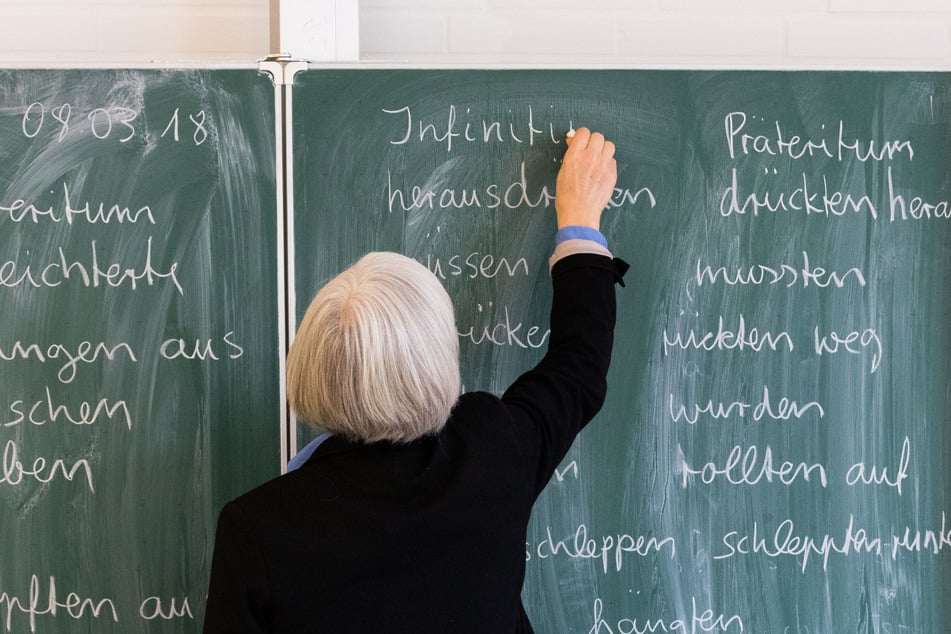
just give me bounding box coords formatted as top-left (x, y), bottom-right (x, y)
top-left (287, 252), bottom-right (461, 443)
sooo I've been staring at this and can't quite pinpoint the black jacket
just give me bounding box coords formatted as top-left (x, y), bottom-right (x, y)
top-left (203, 253), bottom-right (622, 633)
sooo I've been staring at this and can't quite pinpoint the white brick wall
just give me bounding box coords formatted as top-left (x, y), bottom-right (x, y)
top-left (0, 1), bottom-right (268, 64)
top-left (0, 0), bottom-right (949, 67)
top-left (359, 0), bottom-right (951, 69)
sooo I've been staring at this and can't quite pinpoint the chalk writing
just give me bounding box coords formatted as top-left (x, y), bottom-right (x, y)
top-left (386, 164), bottom-right (655, 213)
top-left (458, 303), bottom-right (549, 349)
top-left (813, 325), bottom-right (881, 374)
top-left (0, 440), bottom-right (94, 492)
top-left (382, 104), bottom-right (566, 151)
top-left (0, 574), bottom-right (118, 633)
top-left (139, 595), bottom-right (194, 621)
top-left (588, 597), bottom-right (744, 634)
top-left (678, 444), bottom-right (828, 488)
top-left (668, 386), bottom-right (824, 424)
top-left (21, 101), bottom-right (209, 146)
top-left (692, 511), bottom-right (951, 573)
top-left (160, 107), bottom-right (209, 145)
top-left (0, 239), bottom-right (183, 295)
top-left (553, 460), bottom-right (578, 481)
top-left (663, 314), bottom-right (794, 355)
top-left (694, 251), bottom-right (866, 290)
top-left (724, 112), bottom-right (914, 163)
top-left (386, 163), bottom-right (552, 212)
top-left (888, 166), bottom-right (951, 221)
top-left (845, 436), bottom-right (910, 495)
top-left (0, 71), bottom-right (275, 634)
top-left (720, 168), bottom-right (878, 219)
top-left (891, 512), bottom-right (951, 558)
top-left (159, 331), bottom-right (244, 361)
top-left (424, 252), bottom-right (529, 281)
top-left (3, 387), bottom-right (132, 429)
top-left (0, 340), bottom-right (136, 384)
top-left (22, 102), bottom-right (137, 144)
top-left (713, 516), bottom-right (882, 572)
top-left (531, 523), bottom-right (675, 574)
top-left (0, 183), bottom-right (155, 225)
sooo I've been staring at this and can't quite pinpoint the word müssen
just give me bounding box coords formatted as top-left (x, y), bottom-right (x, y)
top-left (422, 252), bottom-right (529, 281)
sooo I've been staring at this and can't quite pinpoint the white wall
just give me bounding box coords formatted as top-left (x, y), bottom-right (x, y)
top-left (0, 0), bottom-right (268, 65)
top-left (361, 0), bottom-right (951, 68)
top-left (0, 0), bottom-right (949, 68)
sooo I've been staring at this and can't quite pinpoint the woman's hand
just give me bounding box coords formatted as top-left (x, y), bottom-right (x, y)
top-left (554, 128), bottom-right (618, 230)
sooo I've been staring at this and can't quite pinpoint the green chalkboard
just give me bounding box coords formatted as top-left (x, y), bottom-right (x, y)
top-left (0, 69), bottom-right (280, 632)
top-left (292, 69), bottom-right (951, 633)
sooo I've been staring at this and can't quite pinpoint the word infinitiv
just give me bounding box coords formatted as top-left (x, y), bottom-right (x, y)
top-left (382, 104), bottom-right (568, 152)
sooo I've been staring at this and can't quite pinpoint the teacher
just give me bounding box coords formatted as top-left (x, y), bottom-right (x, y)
top-left (203, 127), bottom-right (625, 633)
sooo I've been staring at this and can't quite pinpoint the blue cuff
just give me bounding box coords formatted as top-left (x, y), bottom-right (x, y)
top-left (555, 226), bottom-right (608, 248)
top-left (287, 431), bottom-right (333, 471)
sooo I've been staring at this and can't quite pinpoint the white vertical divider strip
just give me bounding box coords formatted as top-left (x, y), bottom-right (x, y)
top-left (261, 58), bottom-right (308, 473)
top-left (278, 80), bottom-right (292, 473)
top-left (281, 79), bottom-right (296, 473)
top-left (282, 65), bottom-right (306, 470)
top-left (267, 0), bottom-right (359, 472)
top-left (259, 59), bottom-right (291, 472)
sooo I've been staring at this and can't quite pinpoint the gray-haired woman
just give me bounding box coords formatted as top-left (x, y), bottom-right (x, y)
top-left (204, 128), bottom-right (625, 633)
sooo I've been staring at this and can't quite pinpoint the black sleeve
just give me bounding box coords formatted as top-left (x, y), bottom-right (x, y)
top-left (500, 253), bottom-right (622, 496)
top-left (203, 501), bottom-right (271, 633)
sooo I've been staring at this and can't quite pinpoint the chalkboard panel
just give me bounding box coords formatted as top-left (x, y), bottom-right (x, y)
top-left (0, 69), bottom-right (280, 632)
top-left (292, 69), bottom-right (951, 633)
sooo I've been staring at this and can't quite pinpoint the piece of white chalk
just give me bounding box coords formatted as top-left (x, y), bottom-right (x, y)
top-left (566, 128), bottom-right (575, 138)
